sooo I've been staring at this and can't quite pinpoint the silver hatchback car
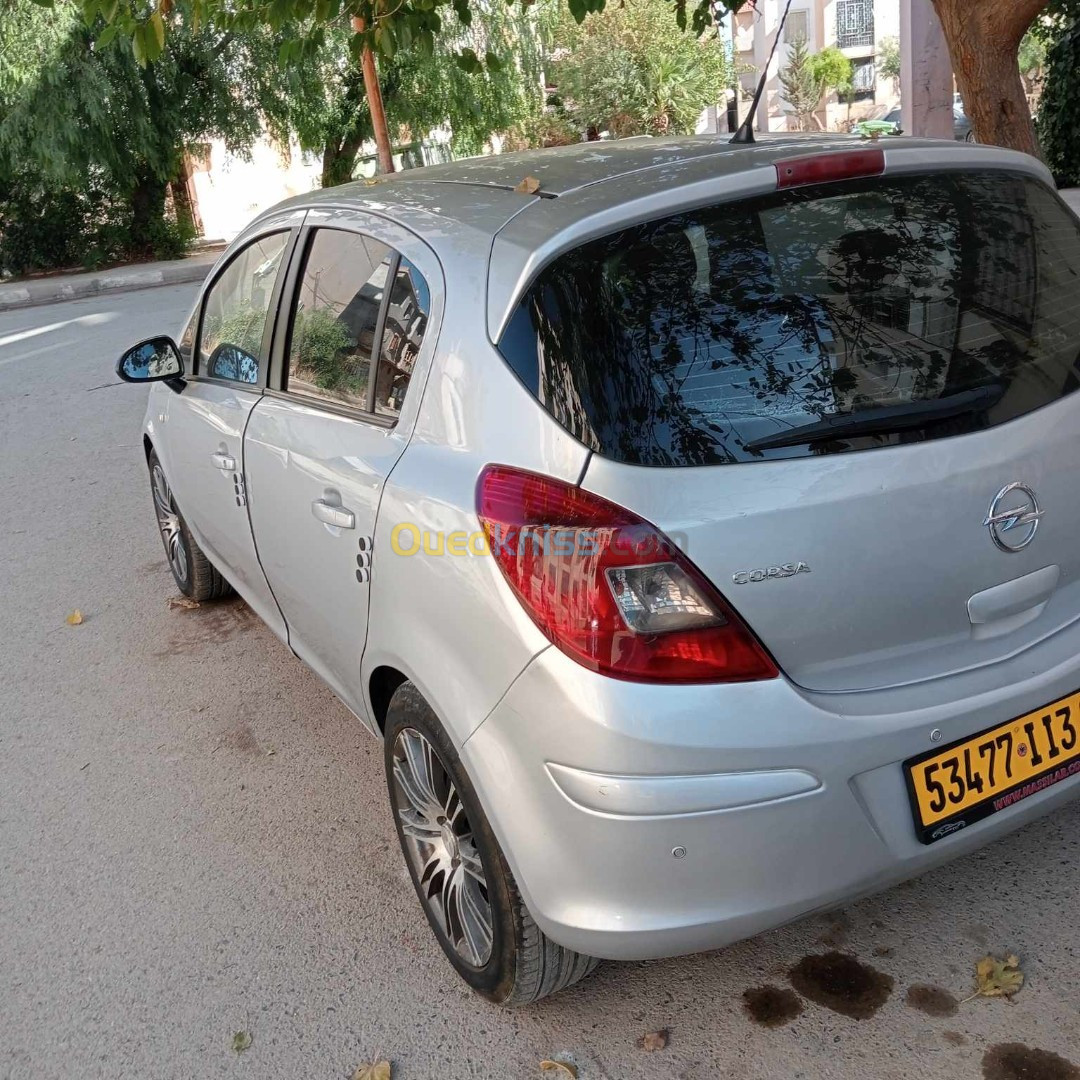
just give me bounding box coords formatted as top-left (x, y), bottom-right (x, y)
top-left (118, 135), bottom-right (1080, 1005)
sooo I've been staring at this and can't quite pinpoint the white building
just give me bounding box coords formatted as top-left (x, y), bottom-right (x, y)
top-left (733, 0), bottom-right (901, 133)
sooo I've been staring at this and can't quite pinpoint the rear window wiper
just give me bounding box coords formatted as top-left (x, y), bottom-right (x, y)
top-left (744, 385), bottom-right (1005, 453)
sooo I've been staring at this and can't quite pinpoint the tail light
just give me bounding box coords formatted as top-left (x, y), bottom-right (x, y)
top-left (476, 465), bottom-right (778, 684)
top-left (775, 147), bottom-right (885, 189)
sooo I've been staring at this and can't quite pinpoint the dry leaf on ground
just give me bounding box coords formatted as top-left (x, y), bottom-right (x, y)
top-left (231, 1031), bottom-right (252, 1052)
top-left (168, 596), bottom-right (200, 610)
top-left (974, 954), bottom-right (1024, 998)
top-left (352, 1063), bottom-right (392, 1080)
top-left (539, 1061), bottom-right (578, 1078)
top-left (638, 1029), bottom-right (670, 1051)
top-left (514, 175), bottom-right (541, 194)
top-left (65, 610), bottom-right (84, 626)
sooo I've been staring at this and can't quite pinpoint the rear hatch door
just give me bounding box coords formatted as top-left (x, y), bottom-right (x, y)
top-left (500, 165), bottom-right (1080, 692)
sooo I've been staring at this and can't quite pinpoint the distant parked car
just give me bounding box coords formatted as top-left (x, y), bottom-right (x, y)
top-left (882, 104), bottom-right (975, 141)
top-left (117, 132), bottom-right (1080, 1005)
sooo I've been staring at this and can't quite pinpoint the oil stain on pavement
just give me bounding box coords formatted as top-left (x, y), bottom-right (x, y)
top-left (905, 984), bottom-right (959, 1018)
top-left (788, 951), bottom-right (895, 1020)
top-left (741, 985), bottom-right (803, 1028)
top-left (982, 1043), bottom-right (1080, 1080)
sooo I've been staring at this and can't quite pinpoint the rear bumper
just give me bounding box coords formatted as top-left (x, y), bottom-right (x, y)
top-left (460, 622), bottom-right (1080, 961)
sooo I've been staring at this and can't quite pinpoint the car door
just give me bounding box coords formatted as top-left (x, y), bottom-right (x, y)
top-left (162, 214), bottom-right (302, 639)
top-left (243, 209), bottom-right (441, 716)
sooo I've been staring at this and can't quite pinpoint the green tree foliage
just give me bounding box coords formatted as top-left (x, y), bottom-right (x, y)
top-left (0, 0), bottom-right (277, 268)
top-left (877, 36), bottom-right (900, 83)
top-left (806, 45), bottom-right (854, 102)
top-left (67, 0), bottom-right (743, 72)
top-left (268, 7), bottom-right (543, 187)
top-left (1036, 14), bottom-right (1080, 185)
top-left (779, 35), bottom-right (819, 132)
top-left (548, 0), bottom-right (733, 138)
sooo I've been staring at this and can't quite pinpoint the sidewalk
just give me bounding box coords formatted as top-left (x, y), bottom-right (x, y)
top-left (0, 245), bottom-right (224, 313)
top-left (1060, 188), bottom-right (1080, 216)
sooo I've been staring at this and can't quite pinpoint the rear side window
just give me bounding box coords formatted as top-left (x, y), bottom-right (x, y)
top-left (498, 171), bottom-right (1080, 466)
top-left (287, 229), bottom-right (393, 409)
top-left (373, 256), bottom-right (430, 419)
top-left (285, 230), bottom-right (431, 419)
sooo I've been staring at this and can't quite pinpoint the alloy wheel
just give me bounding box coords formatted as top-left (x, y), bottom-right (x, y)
top-left (390, 727), bottom-right (494, 967)
top-left (151, 463), bottom-right (189, 584)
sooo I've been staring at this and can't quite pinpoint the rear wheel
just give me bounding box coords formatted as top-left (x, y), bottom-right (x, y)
top-left (384, 682), bottom-right (598, 1005)
top-left (148, 450), bottom-right (233, 601)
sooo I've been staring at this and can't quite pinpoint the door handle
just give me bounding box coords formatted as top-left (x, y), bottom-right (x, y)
top-left (211, 451), bottom-right (236, 471)
top-left (312, 499), bottom-right (356, 530)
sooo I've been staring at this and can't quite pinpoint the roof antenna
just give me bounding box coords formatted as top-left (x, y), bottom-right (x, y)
top-left (730, 0), bottom-right (796, 145)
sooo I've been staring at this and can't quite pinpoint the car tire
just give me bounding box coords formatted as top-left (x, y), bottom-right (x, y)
top-left (147, 449), bottom-right (234, 602)
top-left (384, 681), bottom-right (599, 1005)
top-left (965, 129), bottom-right (976, 143)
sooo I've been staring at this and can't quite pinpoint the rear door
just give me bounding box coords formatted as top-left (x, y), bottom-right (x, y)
top-left (243, 210), bottom-right (440, 715)
top-left (499, 167), bottom-right (1080, 692)
top-left (163, 216), bottom-right (300, 637)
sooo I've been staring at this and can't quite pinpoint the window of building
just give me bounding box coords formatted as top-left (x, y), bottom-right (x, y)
top-left (852, 57), bottom-right (877, 99)
top-left (784, 10), bottom-right (809, 44)
top-left (836, 0), bottom-right (874, 48)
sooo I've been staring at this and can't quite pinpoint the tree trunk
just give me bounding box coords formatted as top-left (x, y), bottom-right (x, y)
top-left (321, 133), bottom-right (367, 188)
top-left (931, 0), bottom-right (1045, 156)
top-left (351, 16), bottom-right (395, 175)
top-left (170, 155), bottom-right (202, 239)
top-left (129, 172), bottom-right (168, 256)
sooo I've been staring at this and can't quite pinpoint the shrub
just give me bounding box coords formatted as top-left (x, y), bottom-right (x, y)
top-left (1037, 19), bottom-right (1080, 188)
top-left (292, 307), bottom-right (362, 393)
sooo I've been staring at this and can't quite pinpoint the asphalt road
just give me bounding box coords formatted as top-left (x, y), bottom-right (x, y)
top-left (3, 285), bottom-right (1080, 1080)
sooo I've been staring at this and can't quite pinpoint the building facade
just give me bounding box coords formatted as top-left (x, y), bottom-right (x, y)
top-left (733, 0), bottom-right (901, 133)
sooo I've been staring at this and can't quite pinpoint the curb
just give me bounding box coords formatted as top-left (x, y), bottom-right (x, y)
top-left (0, 252), bottom-right (221, 314)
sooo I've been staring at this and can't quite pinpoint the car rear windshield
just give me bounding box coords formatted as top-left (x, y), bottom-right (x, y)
top-left (497, 170), bottom-right (1080, 466)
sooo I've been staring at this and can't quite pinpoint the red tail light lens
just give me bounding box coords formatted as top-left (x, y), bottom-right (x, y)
top-left (775, 148), bottom-right (885, 189)
top-left (476, 465), bottom-right (778, 683)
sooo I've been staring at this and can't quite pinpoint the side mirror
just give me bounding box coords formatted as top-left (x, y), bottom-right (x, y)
top-left (116, 337), bottom-right (184, 385)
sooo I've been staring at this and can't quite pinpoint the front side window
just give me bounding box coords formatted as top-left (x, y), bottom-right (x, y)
top-left (498, 171), bottom-right (1080, 467)
top-left (286, 229), bottom-right (392, 410)
top-left (198, 232), bottom-right (289, 384)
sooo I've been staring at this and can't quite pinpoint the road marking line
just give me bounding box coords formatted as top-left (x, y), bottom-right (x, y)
top-left (0, 312), bottom-right (117, 349)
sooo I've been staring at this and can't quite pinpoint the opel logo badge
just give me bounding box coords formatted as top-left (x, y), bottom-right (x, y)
top-left (983, 482), bottom-right (1044, 552)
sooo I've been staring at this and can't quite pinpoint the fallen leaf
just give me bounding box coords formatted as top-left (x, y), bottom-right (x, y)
top-left (539, 1062), bottom-right (577, 1078)
top-left (168, 596), bottom-right (200, 610)
top-left (352, 1063), bottom-right (392, 1080)
top-left (974, 953), bottom-right (1024, 998)
top-left (265, 746), bottom-right (277, 756)
top-left (231, 1031), bottom-right (252, 1052)
top-left (638, 1029), bottom-right (669, 1051)
top-left (514, 175), bottom-right (541, 194)
top-left (66, 610), bottom-right (84, 626)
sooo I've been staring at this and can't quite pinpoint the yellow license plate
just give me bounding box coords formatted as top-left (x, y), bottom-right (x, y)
top-left (905, 688), bottom-right (1080, 844)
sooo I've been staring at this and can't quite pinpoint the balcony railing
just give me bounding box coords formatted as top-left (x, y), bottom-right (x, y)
top-left (836, 0), bottom-right (875, 48)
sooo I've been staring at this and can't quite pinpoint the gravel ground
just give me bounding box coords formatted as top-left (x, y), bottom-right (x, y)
top-left (2, 286), bottom-right (1080, 1080)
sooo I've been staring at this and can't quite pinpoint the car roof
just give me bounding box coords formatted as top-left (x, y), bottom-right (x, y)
top-left (256, 133), bottom-right (1051, 341)
top-left (266, 133), bottom-right (882, 234)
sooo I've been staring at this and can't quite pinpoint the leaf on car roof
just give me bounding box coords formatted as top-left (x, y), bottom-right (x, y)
top-left (352, 1062), bottom-right (391, 1080)
top-left (974, 954), bottom-right (1024, 998)
top-left (514, 175), bottom-right (541, 195)
top-left (539, 1060), bottom-right (578, 1077)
